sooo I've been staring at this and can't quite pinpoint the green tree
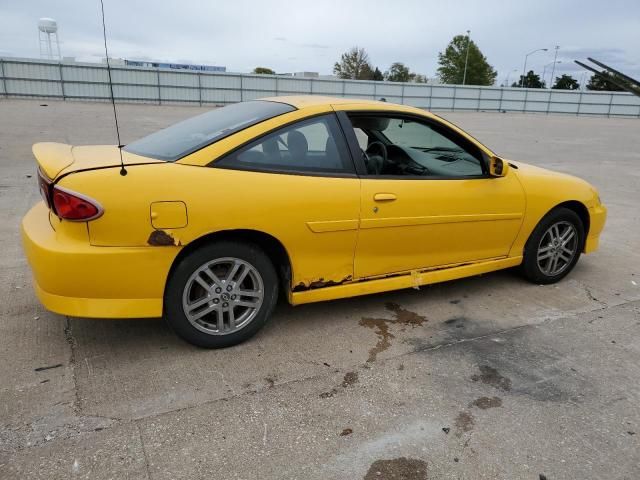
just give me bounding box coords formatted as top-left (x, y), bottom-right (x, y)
top-left (437, 35), bottom-right (497, 85)
top-left (411, 74), bottom-right (428, 83)
top-left (372, 67), bottom-right (384, 81)
top-left (512, 70), bottom-right (545, 88)
top-left (385, 62), bottom-right (411, 82)
top-left (253, 67), bottom-right (275, 74)
top-left (333, 47), bottom-right (374, 80)
top-left (586, 73), bottom-right (626, 92)
top-left (552, 74), bottom-right (579, 90)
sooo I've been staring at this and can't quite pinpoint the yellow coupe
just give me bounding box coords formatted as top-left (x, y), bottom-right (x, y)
top-left (22, 96), bottom-right (607, 347)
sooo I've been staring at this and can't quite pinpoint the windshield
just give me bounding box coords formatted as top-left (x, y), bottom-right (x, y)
top-left (123, 100), bottom-right (295, 161)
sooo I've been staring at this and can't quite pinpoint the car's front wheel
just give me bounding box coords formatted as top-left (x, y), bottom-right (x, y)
top-left (521, 207), bottom-right (585, 284)
top-left (164, 241), bottom-right (279, 348)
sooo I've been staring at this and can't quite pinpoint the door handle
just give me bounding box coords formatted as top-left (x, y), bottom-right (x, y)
top-left (373, 193), bottom-right (397, 202)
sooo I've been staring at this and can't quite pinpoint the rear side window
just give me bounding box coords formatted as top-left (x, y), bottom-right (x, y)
top-left (216, 114), bottom-right (354, 175)
top-left (124, 100), bottom-right (295, 161)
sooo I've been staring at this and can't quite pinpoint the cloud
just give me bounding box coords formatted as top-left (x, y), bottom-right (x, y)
top-left (0, 0), bottom-right (638, 79)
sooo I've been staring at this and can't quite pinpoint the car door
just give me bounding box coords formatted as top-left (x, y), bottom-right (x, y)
top-left (214, 113), bottom-right (361, 289)
top-left (337, 110), bottom-right (526, 279)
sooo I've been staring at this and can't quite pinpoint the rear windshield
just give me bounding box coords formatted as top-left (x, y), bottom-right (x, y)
top-left (123, 100), bottom-right (295, 161)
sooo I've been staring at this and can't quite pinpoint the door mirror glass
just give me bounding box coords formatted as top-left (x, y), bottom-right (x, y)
top-left (489, 156), bottom-right (509, 177)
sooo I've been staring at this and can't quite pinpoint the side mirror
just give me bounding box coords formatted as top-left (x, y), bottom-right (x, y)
top-left (489, 156), bottom-right (509, 177)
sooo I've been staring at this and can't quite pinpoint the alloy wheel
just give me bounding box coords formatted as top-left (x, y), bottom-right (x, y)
top-left (182, 257), bottom-right (264, 335)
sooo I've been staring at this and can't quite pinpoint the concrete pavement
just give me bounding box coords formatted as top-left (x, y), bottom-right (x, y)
top-left (1, 99), bottom-right (638, 479)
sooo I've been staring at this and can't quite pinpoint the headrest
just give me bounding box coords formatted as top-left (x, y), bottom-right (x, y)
top-left (287, 130), bottom-right (308, 154)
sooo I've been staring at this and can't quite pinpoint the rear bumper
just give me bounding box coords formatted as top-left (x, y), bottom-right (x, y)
top-left (584, 203), bottom-right (607, 254)
top-left (21, 202), bottom-right (178, 318)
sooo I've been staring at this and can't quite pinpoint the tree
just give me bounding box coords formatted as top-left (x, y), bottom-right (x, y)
top-left (552, 74), bottom-right (579, 90)
top-left (333, 47), bottom-right (374, 80)
top-left (372, 67), bottom-right (384, 81)
top-left (253, 67), bottom-right (275, 75)
top-left (411, 74), bottom-right (428, 83)
top-left (586, 73), bottom-right (626, 92)
top-left (437, 35), bottom-right (497, 85)
top-left (512, 70), bottom-right (545, 88)
top-left (385, 62), bottom-right (411, 82)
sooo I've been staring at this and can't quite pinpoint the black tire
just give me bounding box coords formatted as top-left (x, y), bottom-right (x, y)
top-left (521, 207), bottom-right (585, 284)
top-left (164, 241), bottom-right (279, 348)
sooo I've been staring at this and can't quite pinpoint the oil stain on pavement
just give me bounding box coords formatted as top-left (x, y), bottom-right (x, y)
top-left (359, 302), bottom-right (428, 362)
top-left (364, 457), bottom-right (428, 479)
top-left (471, 365), bottom-right (512, 391)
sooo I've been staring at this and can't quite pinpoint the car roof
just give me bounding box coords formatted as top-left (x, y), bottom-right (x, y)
top-left (261, 95), bottom-right (393, 109)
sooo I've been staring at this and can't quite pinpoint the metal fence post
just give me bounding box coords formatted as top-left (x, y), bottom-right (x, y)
top-left (523, 87), bottom-right (529, 113)
top-left (310, 77), bottom-right (314, 95)
top-left (452, 85), bottom-right (457, 111)
top-left (59, 62), bottom-right (65, 100)
top-left (545, 89), bottom-right (552, 115)
top-left (240, 75), bottom-right (244, 102)
top-left (0, 58), bottom-right (7, 98)
top-left (156, 69), bottom-right (161, 105)
top-left (498, 86), bottom-right (504, 112)
top-left (197, 72), bottom-right (202, 106)
top-left (607, 93), bottom-right (614, 118)
top-left (401, 83), bottom-right (405, 104)
top-left (576, 88), bottom-right (583, 117)
top-left (342, 80), bottom-right (346, 97)
top-left (275, 76), bottom-right (279, 96)
top-left (373, 81), bottom-right (376, 100)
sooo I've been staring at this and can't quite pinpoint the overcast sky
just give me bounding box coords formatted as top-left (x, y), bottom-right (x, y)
top-left (1, 0), bottom-right (639, 85)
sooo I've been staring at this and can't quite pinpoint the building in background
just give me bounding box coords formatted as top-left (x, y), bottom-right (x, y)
top-left (124, 59), bottom-right (226, 72)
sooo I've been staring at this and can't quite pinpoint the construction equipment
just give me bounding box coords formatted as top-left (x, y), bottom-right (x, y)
top-left (575, 58), bottom-right (640, 97)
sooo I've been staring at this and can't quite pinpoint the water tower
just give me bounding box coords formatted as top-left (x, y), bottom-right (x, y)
top-left (38, 18), bottom-right (61, 60)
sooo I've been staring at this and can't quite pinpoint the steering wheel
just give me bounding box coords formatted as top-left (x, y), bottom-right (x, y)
top-left (363, 141), bottom-right (387, 175)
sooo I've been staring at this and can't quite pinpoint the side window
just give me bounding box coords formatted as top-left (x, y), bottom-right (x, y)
top-left (217, 114), bottom-right (354, 174)
top-left (348, 115), bottom-right (485, 178)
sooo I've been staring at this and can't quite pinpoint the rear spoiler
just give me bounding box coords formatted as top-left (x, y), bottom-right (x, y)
top-left (32, 143), bottom-right (75, 180)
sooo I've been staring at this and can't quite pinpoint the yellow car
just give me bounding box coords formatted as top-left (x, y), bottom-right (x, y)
top-left (22, 96), bottom-right (607, 347)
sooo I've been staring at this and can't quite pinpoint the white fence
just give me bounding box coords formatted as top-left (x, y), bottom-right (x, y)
top-left (2, 57), bottom-right (640, 117)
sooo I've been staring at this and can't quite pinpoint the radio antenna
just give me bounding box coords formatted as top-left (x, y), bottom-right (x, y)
top-left (99, 0), bottom-right (127, 176)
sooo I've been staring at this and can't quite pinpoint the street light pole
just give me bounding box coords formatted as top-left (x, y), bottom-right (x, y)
top-left (504, 69), bottom-right (518, 87)
top-left (549, 45), bottom-right (559, 89)
top-left (462, 30), bottom-right (471, 85)
top-left (521, 48), bottom-right (548, 87)
top-left (543, 60), bottom-right (561, 88)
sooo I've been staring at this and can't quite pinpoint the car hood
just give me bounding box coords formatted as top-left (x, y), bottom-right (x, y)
top-left (33, 143), bottom-right (162, 180)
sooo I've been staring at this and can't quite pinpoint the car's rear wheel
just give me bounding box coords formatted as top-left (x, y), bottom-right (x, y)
top-left (521, 207), bottom-right (585, 284)
top-left (164, 241), bottom-right (278, 348)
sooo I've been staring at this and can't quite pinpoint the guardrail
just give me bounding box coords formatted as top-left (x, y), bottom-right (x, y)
top-left (1, 57), bottom-right (639, 117)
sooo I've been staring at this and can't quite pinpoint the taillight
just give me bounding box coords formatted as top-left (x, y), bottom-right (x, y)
top-left (51, 186), bottom-right (103, 221)
top-left (37, 169), bottom-right (52, 208)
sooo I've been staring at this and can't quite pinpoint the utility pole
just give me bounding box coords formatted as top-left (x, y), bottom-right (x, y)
top-left (462, 30), bottom-right (471, 85)
top-left (549, 45), bottom-right (559, 89)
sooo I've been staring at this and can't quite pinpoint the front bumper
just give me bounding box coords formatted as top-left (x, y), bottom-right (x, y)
top-left (584, 203), bottom-right (607, 254)
top-left (21, 202), bottom-right (179, 318)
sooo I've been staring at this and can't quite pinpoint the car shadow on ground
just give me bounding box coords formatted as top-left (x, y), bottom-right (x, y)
top-left (67, 267), bottom-right (532, 355)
